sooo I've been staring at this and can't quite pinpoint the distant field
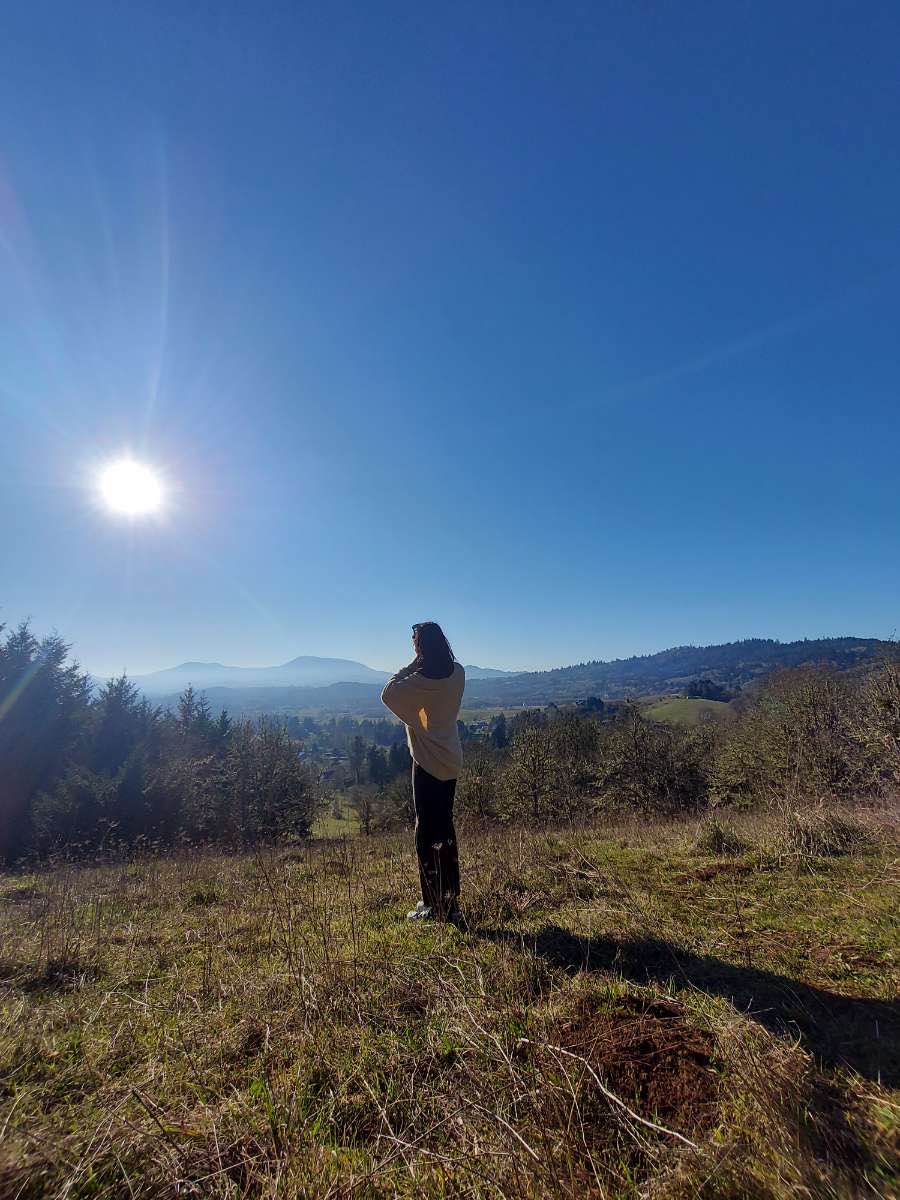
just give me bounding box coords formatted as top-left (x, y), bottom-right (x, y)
top-left (460, 706), bottom-right (527, 722)
top-left (644, 697), bottom-right (734, 725)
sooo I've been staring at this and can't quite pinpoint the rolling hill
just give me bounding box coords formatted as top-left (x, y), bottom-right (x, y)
top-left (130, 656), bottom-right (388, 695)
top-left (128, 637), bottom-right (895, 715)
top-left (460, 636), bottom-right (895, 707)
top-left (124, 657), bottom-right (520, 702)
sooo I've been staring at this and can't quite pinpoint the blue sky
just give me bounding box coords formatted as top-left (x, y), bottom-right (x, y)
top-left (2, 1), bottom-right (898, 676)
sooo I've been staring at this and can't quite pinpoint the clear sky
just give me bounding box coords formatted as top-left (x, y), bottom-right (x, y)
top-left (2, 2), bottom-right (898, 676)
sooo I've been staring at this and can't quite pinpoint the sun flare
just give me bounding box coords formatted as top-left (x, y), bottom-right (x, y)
top-left (97, 458), bottom-right (165, 516)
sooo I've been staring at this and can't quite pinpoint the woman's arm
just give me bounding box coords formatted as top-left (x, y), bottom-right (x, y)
top-left (381, 661), bottom-right (423, 722)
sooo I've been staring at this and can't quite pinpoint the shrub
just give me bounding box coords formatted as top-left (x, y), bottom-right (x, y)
top-left (692, 816), bottom-right (748, 856)
top-left (548, 712), bottom-right (601, 816)
top-left (595, 707), bottom-right (711, 814)
top-left (497, 715), bottom-right (602, 824)
top-left (853, 659), bottom-right (900, 791)
top-left (710, 668), bottom-right (863, 808)
top-left (499, 723), bottom-right (557, 822)
top-left (457, 741), bottom-right (501, 821)
top-left (776, 808), bottom-right (873, 863)
top-left (223, 723), bottom-right (314, 842)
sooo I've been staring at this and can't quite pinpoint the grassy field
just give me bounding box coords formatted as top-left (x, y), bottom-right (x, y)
top-left (459, 707), bottom-right (530, 722)
top-left (311, 804), bottom-right (361, 839)
top-left (1, 807), bottom-right (898, 1198)
top-left (643, 698), bottom-right (734, 726)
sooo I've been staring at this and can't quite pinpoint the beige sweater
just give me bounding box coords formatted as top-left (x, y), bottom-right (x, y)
top-left (381, 663), bottom-right (465, 781)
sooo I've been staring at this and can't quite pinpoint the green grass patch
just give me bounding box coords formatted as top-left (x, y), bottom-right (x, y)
top-left (1, 814), bottom-right (897, 1198)
top-left (311, 804), bottom-right (361, 838)
top-left (644, 696), bottom-right (734, 725)
top-left (459, 705), bottom-right (526, 721)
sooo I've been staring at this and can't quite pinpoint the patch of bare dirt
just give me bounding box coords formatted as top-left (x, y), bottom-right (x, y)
top-left (808, 940), bottom-right (887, 970)
top-left (556, 995), bottom-right (720, 1137)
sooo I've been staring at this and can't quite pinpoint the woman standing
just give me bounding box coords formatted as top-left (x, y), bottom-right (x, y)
top-left (381, 622), bottom-right (465, 923)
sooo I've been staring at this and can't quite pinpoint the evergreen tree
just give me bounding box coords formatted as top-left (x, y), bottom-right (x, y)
top-left (490, 712), bottom-right (508, 749)
top-left (225, 723), bottom-right (313, 842)
top-left (92, 675), bottom-right (144, 774)
top-left (177, 684), bottom-right (199, 729)
top-left (193, 693), bottom-right (214, 737)
top-left (348, 736), bottom-right (365, 785)
top-left (0, 623), bottom-right (91, 862)
top-left (212, 709), bottom-right (232, 748)
top-left (388, 740), bottom-right (411, 777)
top-left (366, 744), bottom-right (389, 787)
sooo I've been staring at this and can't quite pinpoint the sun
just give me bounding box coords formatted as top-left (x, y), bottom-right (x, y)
top-left (97, 458), bottom-right (165, 516)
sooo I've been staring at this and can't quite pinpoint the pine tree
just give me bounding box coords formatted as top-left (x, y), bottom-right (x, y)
top-left (177, 685), bottom-right (199, 730)
top-left (491, 712), bottom-right (508, 749)
top-left (348, 736), bottom-right (365, 785)
top-left (388, 740), bottom-right (411, 777)
top-left (0, 623), bottom-right (92, 862)
top-left (366, 744), bottom-right (389, 787)
top-left (213, 709), bottom-right (232, 748)
top-left (92, 675), bottom-right (143, 774)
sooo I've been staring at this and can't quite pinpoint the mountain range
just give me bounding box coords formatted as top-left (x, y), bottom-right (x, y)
top-left (120, 637), bottom-right (896, 715)
top-left (127, 656), bottom-right (519, 696)
top-left (460, 636), bottom-right (895, 706)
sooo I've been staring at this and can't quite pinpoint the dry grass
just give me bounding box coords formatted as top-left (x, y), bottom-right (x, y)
top-left (775, 806), bottom-right (875, 865)
top-left (1, 810), bottom-right (898, 1198)
top-left (691, 817), bottom-right (748, 858)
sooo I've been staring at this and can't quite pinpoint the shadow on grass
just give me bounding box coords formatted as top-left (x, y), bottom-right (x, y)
top-left (476, 925), bottom-right (900, 1086)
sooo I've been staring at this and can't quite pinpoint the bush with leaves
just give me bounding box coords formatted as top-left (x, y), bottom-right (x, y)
top-left (499, 723), bottom-right (556, 822)
top-left (457, 740), bottom-right (502, 821)
top-left (852, 658), bottom-right (900, 791)
top-left (710, 668), bottom-right (864, 808)
top-left (221, 722), bottom-right (314, 843)
top-left (595, 706), bottom-right (710, 814)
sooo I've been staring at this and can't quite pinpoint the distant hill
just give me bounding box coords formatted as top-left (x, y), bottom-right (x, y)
top-left (123, 637), bottom-right (893, 714)
top-left (460, 637), bottom-right (895, 707)
top-left (125, 657), bottom-right (518, 698)
top-left (130, 656), bottom-right (388, 696)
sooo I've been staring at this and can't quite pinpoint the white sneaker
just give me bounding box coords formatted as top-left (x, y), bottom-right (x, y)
top-left (406, 901), bottom-right (433, 921)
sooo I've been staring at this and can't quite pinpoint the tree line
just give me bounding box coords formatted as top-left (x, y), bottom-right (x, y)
top-left (2, 618), bottom-right (898, 862)
top-left (451, 659), bottom-right (900, 826)
top-left (0, 623), bottom-right (314, 863)
top-left (310, 657), bottom-right (900, 835)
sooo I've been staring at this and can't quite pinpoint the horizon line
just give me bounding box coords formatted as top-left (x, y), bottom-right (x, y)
top-left (83, 629), bottom-right (892, 683)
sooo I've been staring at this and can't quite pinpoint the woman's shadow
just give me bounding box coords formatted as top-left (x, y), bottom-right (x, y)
top-left (476, 924), bottom-right (899, 1086)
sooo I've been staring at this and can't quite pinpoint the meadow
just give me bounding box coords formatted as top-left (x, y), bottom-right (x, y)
top-left (2, 806), bottom-right (897, 1199)
top-left (641, 699), bottom-right (734, 727)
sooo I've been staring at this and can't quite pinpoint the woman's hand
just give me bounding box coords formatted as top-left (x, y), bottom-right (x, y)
top-left (394, 659), bottom-right (421, 680)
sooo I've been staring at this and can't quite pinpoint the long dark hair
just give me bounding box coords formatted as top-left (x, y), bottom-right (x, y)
top-left (413, 621), bottom-right (456, 679)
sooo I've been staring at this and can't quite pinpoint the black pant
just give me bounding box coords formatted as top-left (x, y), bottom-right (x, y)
top-left (413, 763), bottom-right (460, 914)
